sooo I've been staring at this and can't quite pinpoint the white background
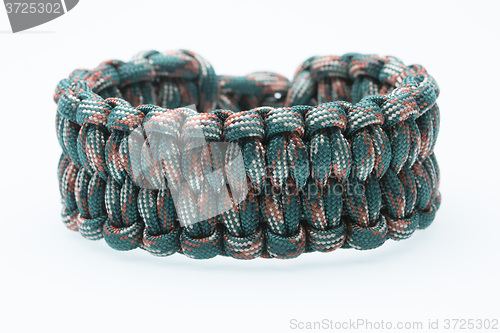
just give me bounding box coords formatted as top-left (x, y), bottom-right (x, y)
top-left (1, 1), bottom-right (499, 332)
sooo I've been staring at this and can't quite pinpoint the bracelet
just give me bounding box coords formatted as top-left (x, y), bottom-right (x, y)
top-left (55, 50), bottom-right (441, 260)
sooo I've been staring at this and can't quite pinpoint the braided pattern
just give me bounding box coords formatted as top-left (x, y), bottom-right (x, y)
top-left (55, 51), bottom-right (441, 259)
top-left (288, 53), bottom-right (441, 251)
top-left (138, 106), bottom-right (181, 256)
top-left (218, 72), bottom-right (289, 111)
top-left (178, 112), bottom-right (224, 258)
top-left (222, 109), bottom-right (265, 259)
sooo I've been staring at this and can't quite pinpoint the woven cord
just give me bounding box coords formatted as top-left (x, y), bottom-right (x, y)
top-left (222, 109), bottom-right (266, 259)
top-left (55, 51), bottom-right (441, 259)
top-left (286, 54), bottom-right (441, 251)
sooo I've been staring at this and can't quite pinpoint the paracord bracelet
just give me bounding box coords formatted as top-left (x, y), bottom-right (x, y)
top-left (55, 50), bottom-right (441, 260)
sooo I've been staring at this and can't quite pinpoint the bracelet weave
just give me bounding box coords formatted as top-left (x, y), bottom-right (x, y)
top-left (55, 50), bottom-right (441, 259)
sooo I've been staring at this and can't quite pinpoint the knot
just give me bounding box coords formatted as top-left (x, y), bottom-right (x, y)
top-left (378, 56), bottom-right (407, 86)
top-left (220, 191), bottom-right (261, 257)
top-left (265, 107), bottom-right (309, 188)
top-left (417, 192), bottom-right (440, 230)
top-left (401, 74), bottom-right (438, 115)
top-left (148, 108), bottom-right (197, 192)
top-left (180, 227), bottom-right (222, 259)
top-left (302, 178), bottom-right (346, 251)
top-left (103, 219), bottom-right (144, 251)
top-left (310, 55), bottom-right (350, 81)
top-left (223, 110), bottom-right (265, 142)
top-left (218, 72), bottom-right (289, 110)
top-left (178, 112), bottom-right (225, 197)
top-left (304, 104), bottom-right (349, 185)
top-left (132, 105), bottom-right (168, 190)
top-left (266, 224), bottom-right (306, 259)
top-left (348, 54), bottom-right (387, 102)
top-left (344, 175), bottom-right (384, 230)
top-left (57, 79), bottom-right (91, 122)
top-left (182, 112), bottom-right (223, 141)
top-left (77, 215), bottom-right (106, 240)
top-left (75, 90), bottom-right (111, 126)
top-left (211, 109), bottom-right (234, 122)
top-left (286, 55), bottom-right (352, 106)
top-left (223, 227), bottom-right (264, 259)
top-left (54, 69), bottom-right (90, 104)
top-left (345, 96), bottom-right (385, 136)
top-left (56, 113), bottom-right (82, 167)
top-left (59, 159), bottom-right (78, 215)
top-left (306, 223), bottom-right (345, 252)
top-left (223, 107), bottom-right (269, 191)
top-left (59, 156), bottom-right (79, 231)
top-left (348, 54), bottom-right (386, 80)
top-left (85, 60), bottom-right (122, 95)
top-left (138, 188), bottom-right (180, 256)
top-left (261, 180), bottom-right (304, 257)
top-left (385, 212), bottom-right (419, 240)
top-left (117, 53), bottom-right (155, 86)
top-left (286, 54), bottom-right (402, 106)
top-left (265, 107), bottom-right (305, 138)
top-left (418, 104), bottom-right (439, 160)
top-left (106, 98), bottom-right (145, 131)
top-left (143, 228), bottom-right (180, 257)
top-left (381, 87), bottom-right (419, 128)
top-left (103, 178), bottom-right (144, 250)
top-left (74, 169), bottom-right (107, 239)
top-left (343, 172), bottom-right (388, 249)
top-left (285, 57), bottom-right (316, 106)
top-left (380, 168), bottom-right (407, 220)
top-left (345, 96), bottom-right (391, 181)
top-left (117, 51), bottom-right (158, 106)
top-left (143, 107), bottom-right (184, 138)
top-left (304, 101), bottom-right (347, 138)
top-left (345, 215), bottom-right (388, 250)
top-left (151, 50), bottom-right (218, 112)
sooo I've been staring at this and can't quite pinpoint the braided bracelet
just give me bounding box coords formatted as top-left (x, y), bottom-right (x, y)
top-left (55, 50), bottom-right (441, 260)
